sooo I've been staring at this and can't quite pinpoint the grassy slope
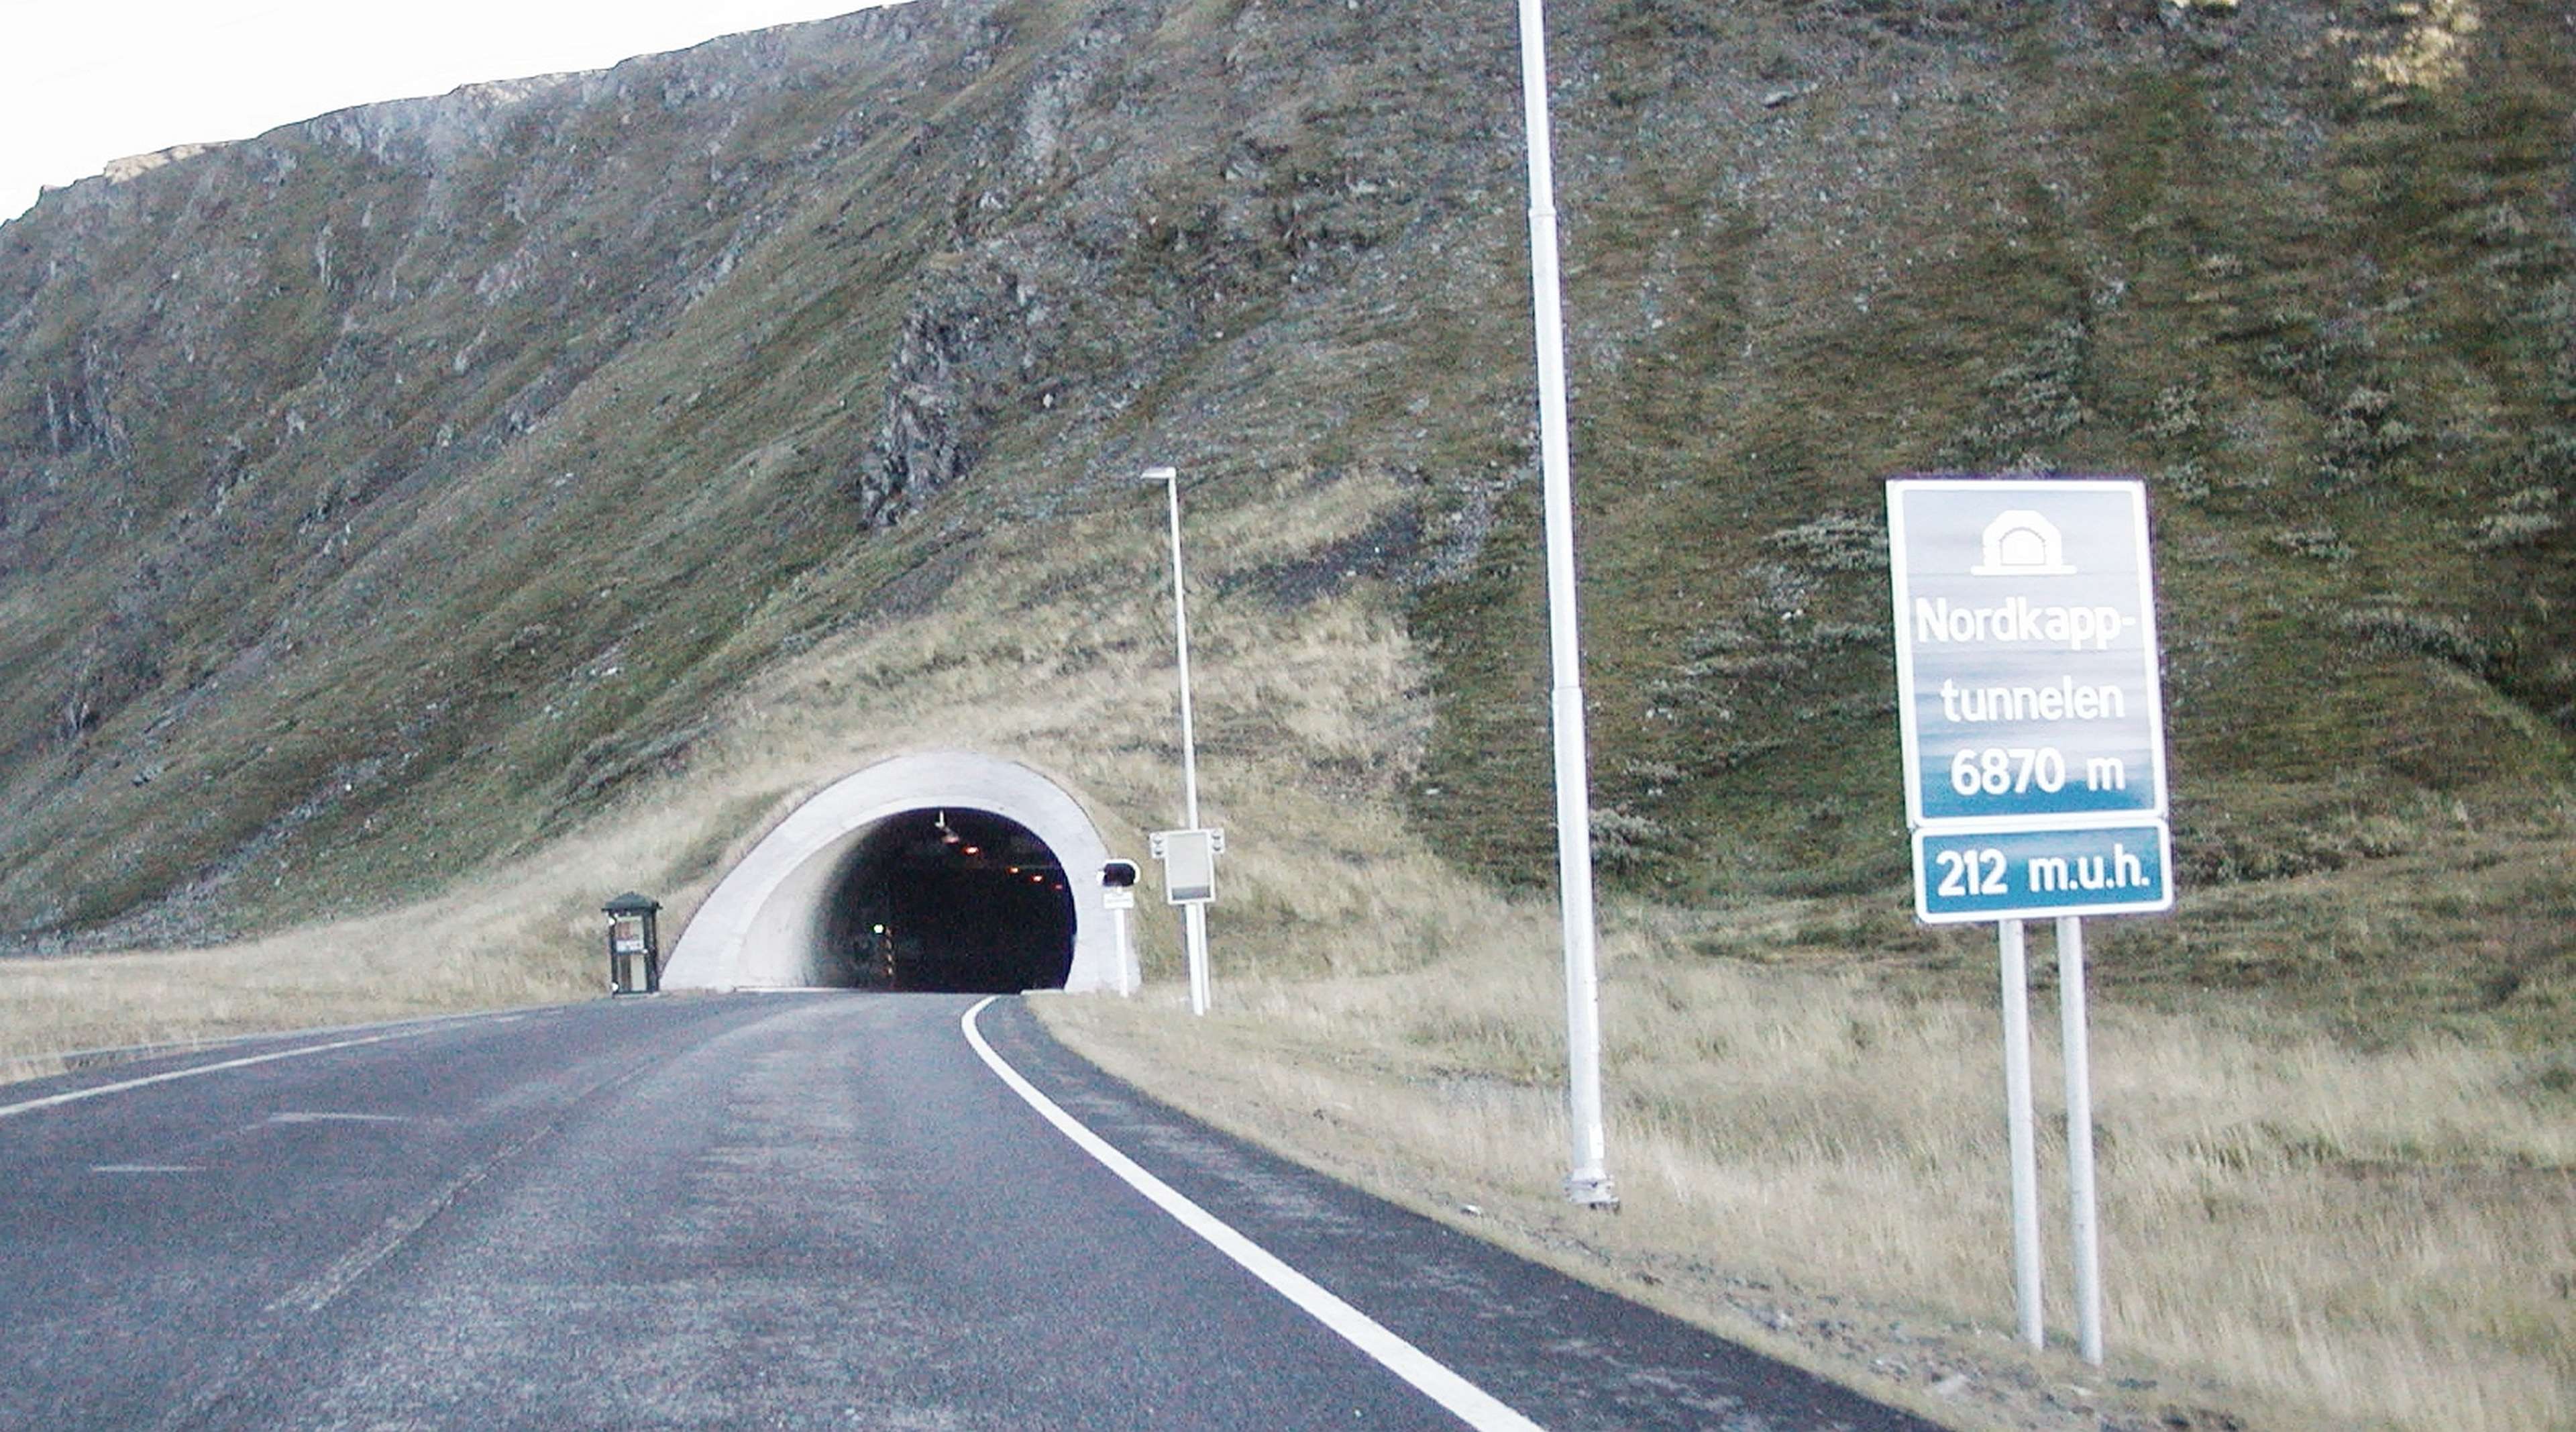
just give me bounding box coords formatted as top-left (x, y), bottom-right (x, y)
top-left (1409, 0), bottom-right (2575, 1031)
top-left (0, 0), bottom-right (2565, 965)
top-left (0, 8), bottom-right (991, 935)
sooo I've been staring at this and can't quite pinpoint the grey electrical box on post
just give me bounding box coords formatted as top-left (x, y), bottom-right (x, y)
top-left (1148, 829), bottom-right (1223, 905)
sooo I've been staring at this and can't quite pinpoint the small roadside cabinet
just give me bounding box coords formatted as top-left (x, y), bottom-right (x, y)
top-left (603, 892), bottom-right (663, 995)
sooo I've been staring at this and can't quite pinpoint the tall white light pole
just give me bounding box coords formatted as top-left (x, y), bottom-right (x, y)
top-left (1141, 465), bottom-right (1213, 1015)
top-left (1515, 0), bottom-right (1615, 1208)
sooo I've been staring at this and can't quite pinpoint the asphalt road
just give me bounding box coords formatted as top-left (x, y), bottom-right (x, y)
top-left (0, 993), bottom-right (1941, 1431)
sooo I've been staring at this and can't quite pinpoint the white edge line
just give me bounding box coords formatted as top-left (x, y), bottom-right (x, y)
top-left (19, 1007), bottom-right (537, 1079)
top-left (960, 996), bottom-right (1547, 1432)
top-left (0, 1029), bottom-right (430, 1121)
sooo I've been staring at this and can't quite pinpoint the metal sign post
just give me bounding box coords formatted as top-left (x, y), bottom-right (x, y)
top-left (1110, 901), bottom-right (1136, 995)
top-left (1140, 465), bottom-right (1222, 1018)
top-left (1998, 918), bottom-right (2044, 1350)
top-left (1515, 0), bottom-right (1616, 1215)
top-left (1888, 476), bottom-right (2170, 1364)
top-left (1103, 860), bottom-right (1141, 997)
top-left (2058, 914), bottom-right (2105, 1366)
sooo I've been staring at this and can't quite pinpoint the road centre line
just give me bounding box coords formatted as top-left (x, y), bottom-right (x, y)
top-left (0, 1029), bottom-right (433, 1121)
top-left (961, 997), bottom-right (1547, 1432)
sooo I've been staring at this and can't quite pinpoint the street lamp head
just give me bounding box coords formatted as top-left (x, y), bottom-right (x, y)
top-left (1138, 465), bottom-right (1177, 484)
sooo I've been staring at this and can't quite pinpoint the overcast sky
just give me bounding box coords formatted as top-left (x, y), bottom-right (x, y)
top-left (0, 1), bottom-right (900, 223)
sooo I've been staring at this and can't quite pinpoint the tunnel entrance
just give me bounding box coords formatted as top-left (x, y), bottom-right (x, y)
top-left (663, 752), bottom-right (1124, 993)
top-left (830, 808), bottom-right (1075, 993)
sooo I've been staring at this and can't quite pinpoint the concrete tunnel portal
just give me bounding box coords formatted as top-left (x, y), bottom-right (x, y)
top-left (663, 754), bottom-right (1126, 994)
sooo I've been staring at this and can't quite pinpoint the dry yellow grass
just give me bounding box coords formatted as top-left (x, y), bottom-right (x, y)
top-left (0, 800), bottom-right (735, 1077)
top-left (1037, 891), bottom-right (2576, 1432)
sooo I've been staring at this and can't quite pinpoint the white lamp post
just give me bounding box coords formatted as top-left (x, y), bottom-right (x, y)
top-left (1516, 0), bottom-right (1616, 1208)
top-left (1140, 464), bottom-right (1214, 1015)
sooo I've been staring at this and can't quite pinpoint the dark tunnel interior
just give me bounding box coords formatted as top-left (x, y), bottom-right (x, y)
top-left (825, 807), bottom-right (1075, 993)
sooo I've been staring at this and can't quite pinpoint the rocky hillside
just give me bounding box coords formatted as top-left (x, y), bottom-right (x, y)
top-left (0, 0), bottom-right (2569, 964)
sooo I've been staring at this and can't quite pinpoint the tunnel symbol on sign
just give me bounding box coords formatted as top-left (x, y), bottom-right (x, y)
top-left (1970, 509), bottom-right (2077, 577)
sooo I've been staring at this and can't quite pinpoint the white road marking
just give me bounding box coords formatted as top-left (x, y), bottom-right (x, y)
top-left (0, 1031), bottom-right (427, 1121)
top-left (265, 1111), bottom-right (413, 1125)
top-left (32, 1011), bottom-right (532, 1076)
top-left (961, 997), bottom-right (1548, 1432)
top-left (89, 1164), bottom-right (203, 1175)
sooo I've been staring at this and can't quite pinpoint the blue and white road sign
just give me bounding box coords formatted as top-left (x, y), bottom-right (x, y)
top-left (1888, 480), bottom-right (2166, 1363)
top-left (1888, 479), bottom-right (2169, 829)
top-left (1889, 477), bottom-right (2176, 927)
top-left (1912, 821), bottom-right (2174, 923)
